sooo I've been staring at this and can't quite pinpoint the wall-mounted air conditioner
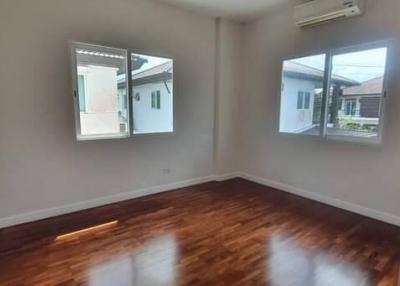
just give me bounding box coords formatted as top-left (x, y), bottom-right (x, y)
top-left (294, 0), bottom-right (365, 27)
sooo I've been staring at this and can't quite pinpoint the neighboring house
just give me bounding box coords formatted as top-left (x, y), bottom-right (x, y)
top-left (124, 61), bottom-right (173, 134)
top-left (339, 77), bottom-right (383, 127)
top-left (78, 65), bottom-right (121, 135)
top-left (280, 61), bottom-right (356, 133)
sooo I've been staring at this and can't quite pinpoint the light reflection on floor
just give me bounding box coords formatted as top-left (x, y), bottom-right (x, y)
top-left (89, 234), bottom-right (177, 286)
top-left (268, 236), bottom-right (370, 286)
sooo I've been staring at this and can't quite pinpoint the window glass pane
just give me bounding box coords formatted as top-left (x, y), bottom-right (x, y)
top-left (78, 75), bottom-right (86, 112)
top-left (151, 92), bottom-right (155, 108)
top-left (157, 91), bottom-right (161, 109)
top-left (304, 92), bottom-right (311, 109)
top-left (279, 54), bottom-right (326, 135)
top-left (75, 44), bottom-right (128, 138)
top-left (131, 53), bottom-right (173, 134)
top-left (326, 47), bottom-right (387, 139)
top-left (297, 92), bottom-right (304, 109)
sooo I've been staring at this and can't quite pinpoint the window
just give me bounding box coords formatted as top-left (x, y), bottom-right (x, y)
top-left (279, 54), bottom-right (325, 135)
top-left (151, 91), bottom-right (161, 109)
top-left (304, 92), bottom-right (311, 109)
top-left (131, 54), bottom-right (173, 134)
top-left (326, 45), bottom-right (387, 140)
top-left (344, 99), bottom-right (357, 116)
top-left (71, 42), bottom-right (174, 140)
top-left (297, 92), bottom-right (304, 109)
top-left (279, 41), bottom-right (388, 143)
top-left (296, 91), bottom-right (311, 110)
top-left (337, 98), bottom-right (343, 111)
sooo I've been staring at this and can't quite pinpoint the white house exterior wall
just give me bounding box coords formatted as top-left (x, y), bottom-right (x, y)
top-left (78, 66), bottom-right (120, 135)
top-left (132, 79), bottom-right (173, 133)
top-left (280, 77), bottom-right (316, 133)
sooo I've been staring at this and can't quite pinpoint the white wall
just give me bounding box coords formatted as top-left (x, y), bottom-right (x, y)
top-left (214, 19), bottom-right (243, 175)
top-left (0, 0), bottom-right (217, 221)
top-left (240, 0), bottom-right (400, 218)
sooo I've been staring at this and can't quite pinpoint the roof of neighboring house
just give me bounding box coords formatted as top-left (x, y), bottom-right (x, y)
top-left (342, 76), bottom-right (384, 96)
top-left (133, 61), bottom-right (172, 80)
top-left (284, 61), bottom-right (358, 86)
top-left (133, 61), bottom-right (173, 86)
top-left (118, 61), bottom-right (173, 88)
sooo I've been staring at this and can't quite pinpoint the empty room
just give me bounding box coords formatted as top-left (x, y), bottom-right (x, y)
top-left (1, 0), bottom-right (400, 285)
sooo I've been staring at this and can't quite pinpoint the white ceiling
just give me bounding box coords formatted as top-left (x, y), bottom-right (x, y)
top-left (156, 0), bottom-right (291, 22)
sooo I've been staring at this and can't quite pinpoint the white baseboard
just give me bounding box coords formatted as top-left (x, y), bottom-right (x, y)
top-left (214, 172), bottom-right (241, 182)
top-left (0, 175), bottom-right (228, 229)
top-left (238, 172), bottom-right (400, 227)
top-left (2, 171), bottom-right (399, 229)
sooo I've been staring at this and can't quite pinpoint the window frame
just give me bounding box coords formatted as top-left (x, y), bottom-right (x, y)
top-left (278, 40), bottom-right (391, 145)
top-left (69, 41), bottom-right (175, 141)
top-left (344, 99), bottom-right (357, 116)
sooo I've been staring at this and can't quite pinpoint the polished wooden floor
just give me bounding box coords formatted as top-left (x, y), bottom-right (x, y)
top-left (0, 179), bottom-right (399, 286)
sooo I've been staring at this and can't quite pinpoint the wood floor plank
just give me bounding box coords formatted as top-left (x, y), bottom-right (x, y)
top-left (0, 178), bottom-right (399, 285)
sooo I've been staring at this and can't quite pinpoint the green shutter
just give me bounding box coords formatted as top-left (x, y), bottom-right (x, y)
top-left (78, 75), bottom-right (86, 112)
top-left (157, 91), bottom-right (161, 109)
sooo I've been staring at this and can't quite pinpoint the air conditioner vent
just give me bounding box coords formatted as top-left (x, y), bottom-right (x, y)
top-left (294, 0), bottom-right (365, 27)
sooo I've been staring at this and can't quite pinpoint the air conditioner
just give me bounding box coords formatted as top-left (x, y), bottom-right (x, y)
top-left (294, 0), bottom-right (365, 27)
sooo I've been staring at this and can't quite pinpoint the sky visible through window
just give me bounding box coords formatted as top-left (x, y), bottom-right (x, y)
top-left (291, 48), bottom-right (387, 83)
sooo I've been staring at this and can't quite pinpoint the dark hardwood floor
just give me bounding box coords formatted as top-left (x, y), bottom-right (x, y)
top-left (0, 178), bottom-right (399, 285)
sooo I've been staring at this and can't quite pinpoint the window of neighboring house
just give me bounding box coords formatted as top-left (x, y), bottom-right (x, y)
top-left (121, 94), bottom-right (127, 109)
top-left (71, 42), bottom-right (174, 140)
top-left (304, 92), bottom-right (311, 109)
top-left (345, 99), bottom-right (357, 116)
top-left (151, 91), bottom-right (161, 110)
top-left (297, 92), bottom-right (304, 109)
top-left (77, 75), bottom-right (86, 112)
top-left (337, 98), bottom-right (343, 110)
top-left (151, 92), bottom-right (155, 108)
top-left (134, 92), bottom-right (140, 101)
top-left (279, 41), bottom-right (389, 144)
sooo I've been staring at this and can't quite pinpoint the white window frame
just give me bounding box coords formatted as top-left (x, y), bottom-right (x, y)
top-left (69, 41), bottom-right (175, 141)
top-left (278, 40), bottom-right (391, 145)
